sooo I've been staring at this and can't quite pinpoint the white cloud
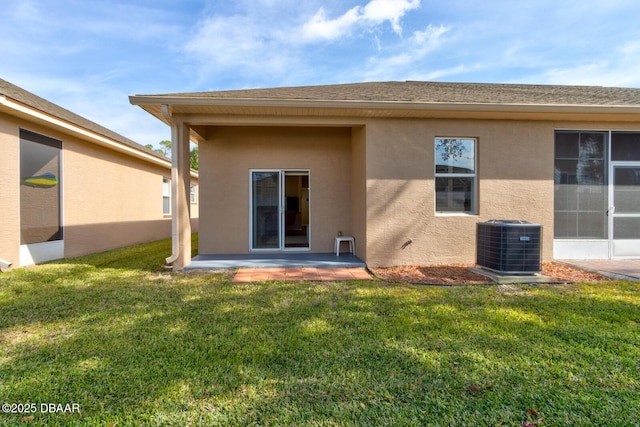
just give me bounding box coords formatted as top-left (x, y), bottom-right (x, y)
top-left (529, 40), bottom-right (640, 88)
top-left (302, 7), bottom-right (361, 40)
top-left (184, 14), bottom-right (298, 82)
top-left (184, 1), bottom-right (425, 84)
top-left (361, 0), bottom-right (421, 34)
top-left (363, 24), bottom-right (449, 81)
top-left (302, 0), bottom-right (420, 40)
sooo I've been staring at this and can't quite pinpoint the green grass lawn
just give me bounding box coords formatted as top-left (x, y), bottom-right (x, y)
top-left (0, 236), bottom-right (638, 426)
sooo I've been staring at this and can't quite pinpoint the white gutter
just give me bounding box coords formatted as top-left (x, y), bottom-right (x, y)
top-left (129, 95), bottom-right (640, 115)
top-left (1, 95), bottom-right (173, 168)
top-left (161, 104), bottom-right (179, 266)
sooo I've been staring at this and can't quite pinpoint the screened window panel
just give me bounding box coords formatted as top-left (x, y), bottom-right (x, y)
top-left (554, 212), bottom-right (576, 238)
top-left (555, 132), bottom-right (579, 158)
top-left (553, 185), bottom-right (578, 211)
top-left (613, 167), bottom-right (640, 213)
top-left (614, 218), bottom-right (640, 239)
top-left (577, 212), bottom-right (607, 239)
top-left (578, 187), bottom-right (607, 211)
top-left (554, 131), bottom-right (608, 239)
top-left (579, 133), bottom-right (606, 158)
top-left (611, 132), bottom-right (640, 161)
top-left (20, 130), bottom-right (62, 244)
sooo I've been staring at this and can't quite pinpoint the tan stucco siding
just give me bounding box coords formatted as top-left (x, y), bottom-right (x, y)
top-left (62, 137), bottom-right (175, 258)
top-left (199, 126), bottom-right (352, 254)
top-left (0, 117), bottom-right (21, 266)
top-left (364, 118), bottom-right (555, 267)
top-left (0, 113), bottom-right (198, 264)
top-left (351, 126), bottom-right (367, 259)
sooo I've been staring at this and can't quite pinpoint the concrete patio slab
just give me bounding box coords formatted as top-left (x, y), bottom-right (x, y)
top-left (469, 268), bottom-right (554, 284)
top-left (186, 253), bottom-right (366, 270)
top-left (559, 260), bottom-right (640, 282)
top-left (232, 267), bottom-right (372, 282)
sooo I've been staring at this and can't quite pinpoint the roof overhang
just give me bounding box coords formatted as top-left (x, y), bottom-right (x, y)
top-left (1, 94), bottom-right (200, 177)
top-left (129, 95), bottom-right (640, 127)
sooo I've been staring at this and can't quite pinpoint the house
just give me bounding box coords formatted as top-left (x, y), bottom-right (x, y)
top-left (0, 78), bottom-right (198, 268)
top-left (129, 81), bottom-right (640, 270)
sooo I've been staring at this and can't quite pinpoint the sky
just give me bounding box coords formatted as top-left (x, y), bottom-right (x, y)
top-left (2, 0), bottom-right (640, 148)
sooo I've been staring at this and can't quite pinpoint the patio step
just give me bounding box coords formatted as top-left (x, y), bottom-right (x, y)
top-left (233, 267), bottom-right (372, 282)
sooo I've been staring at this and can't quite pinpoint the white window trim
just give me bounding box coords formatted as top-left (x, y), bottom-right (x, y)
top-left (434, 137), bottom-right (478, 215)
top-left (190, 184), bottom-right (197, 204)
top-left (249, 169), bottom-right (311, 252)
top-left (162, 177), bottom-right (171, 215)
top-left (18, 128), bottom-right (65, 265)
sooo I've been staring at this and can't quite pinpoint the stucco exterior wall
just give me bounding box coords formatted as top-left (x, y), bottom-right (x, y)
top-left (351, 126), bottom-right (367, 260)
top-left (193, 116), bottom-right (639, 267)
top-left (0, 116), bottom-right (21, 266)
top-left (364, 118), bottom-right (555, 267)
top-left (0, 113), bottom-right (198, 266)
top-left (62, 134), bottom-right (174, 258)
top-left (199, 126), bottom-right (352, 254)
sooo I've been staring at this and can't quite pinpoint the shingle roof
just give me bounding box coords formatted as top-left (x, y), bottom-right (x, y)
top-left (0, 77), bottom-right (166, 160)
top-left (147, 81), bottom-right (640, 107)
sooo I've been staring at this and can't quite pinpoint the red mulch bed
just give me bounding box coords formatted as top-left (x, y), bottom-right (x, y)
top-left (370, 262), bottom-right (609, 285)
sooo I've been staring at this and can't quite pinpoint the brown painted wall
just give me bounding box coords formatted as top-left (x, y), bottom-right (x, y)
top-left (199, 126), bottom-right (352, 254)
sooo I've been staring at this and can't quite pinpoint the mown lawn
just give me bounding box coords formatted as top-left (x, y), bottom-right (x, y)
top-left (0, 236), bottom-right (638, 426)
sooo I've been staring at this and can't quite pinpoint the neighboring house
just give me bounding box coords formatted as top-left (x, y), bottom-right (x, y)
top-left (0, 78), bottom-right (198, 268)
top-left (130, 81), bottom-right (640, 270)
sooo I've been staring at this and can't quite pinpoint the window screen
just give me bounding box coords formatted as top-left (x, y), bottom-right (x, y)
top-left (20, 129), bottom-right (63, 244)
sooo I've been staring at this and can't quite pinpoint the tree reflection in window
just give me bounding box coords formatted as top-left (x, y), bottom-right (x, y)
top-left (435, 138), bottom-right (476, 213)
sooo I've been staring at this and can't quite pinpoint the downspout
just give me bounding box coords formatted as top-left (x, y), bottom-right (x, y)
top-left (161, 104), bottom-right (180, 265)
top-left (0, 259), bottom-right (12, 272)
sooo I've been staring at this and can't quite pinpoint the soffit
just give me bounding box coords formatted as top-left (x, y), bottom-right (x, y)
top-left (136, 100), bottom-right (640, 125)
top-left (131, 81), bottom-right (640, 126)
top-left (0, 78), bottom-right (168, 163)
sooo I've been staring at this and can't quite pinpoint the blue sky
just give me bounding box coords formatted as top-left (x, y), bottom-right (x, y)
top-left (2, 0), bottom-right (640, 148)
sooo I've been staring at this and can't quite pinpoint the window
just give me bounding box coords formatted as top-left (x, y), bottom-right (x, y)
top-left (554, 131), bottom-right (608, 239)
top-left (435, 137), bottom-right (477, 213)
top-left (190, 185), bottom-right (197, 204)
top-left (162, 177), bottom-right (171, 215)
top-left (20, 129), bottom-right (63, 244)
top-left (611, 132), bottom-right (640, 161)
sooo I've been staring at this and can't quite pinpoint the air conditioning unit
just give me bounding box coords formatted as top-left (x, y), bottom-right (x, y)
top-left (476, 220), bottom-right (542, 275)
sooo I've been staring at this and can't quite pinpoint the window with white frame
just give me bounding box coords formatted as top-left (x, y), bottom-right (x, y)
top-left (20, 129), bottom-right (63, 243)
top-left (435, 137), bottom-right (477, 213)
top-left (162, 177), bottom-right (171, 215)
top-left (190, 184), bottom-right (197, 204)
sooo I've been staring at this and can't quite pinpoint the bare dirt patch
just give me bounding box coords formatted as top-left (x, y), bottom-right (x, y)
top-left (370, 262), bottom-right (609, 285)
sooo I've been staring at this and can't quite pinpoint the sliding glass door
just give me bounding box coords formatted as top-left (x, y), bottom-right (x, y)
top-left (251, 171), bottom-right (280, 249)
top-left (250, 170), bottom-right (310, 251)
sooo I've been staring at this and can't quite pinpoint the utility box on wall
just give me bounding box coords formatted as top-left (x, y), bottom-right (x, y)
top-left (476, 220), bottom-right (542, 275)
